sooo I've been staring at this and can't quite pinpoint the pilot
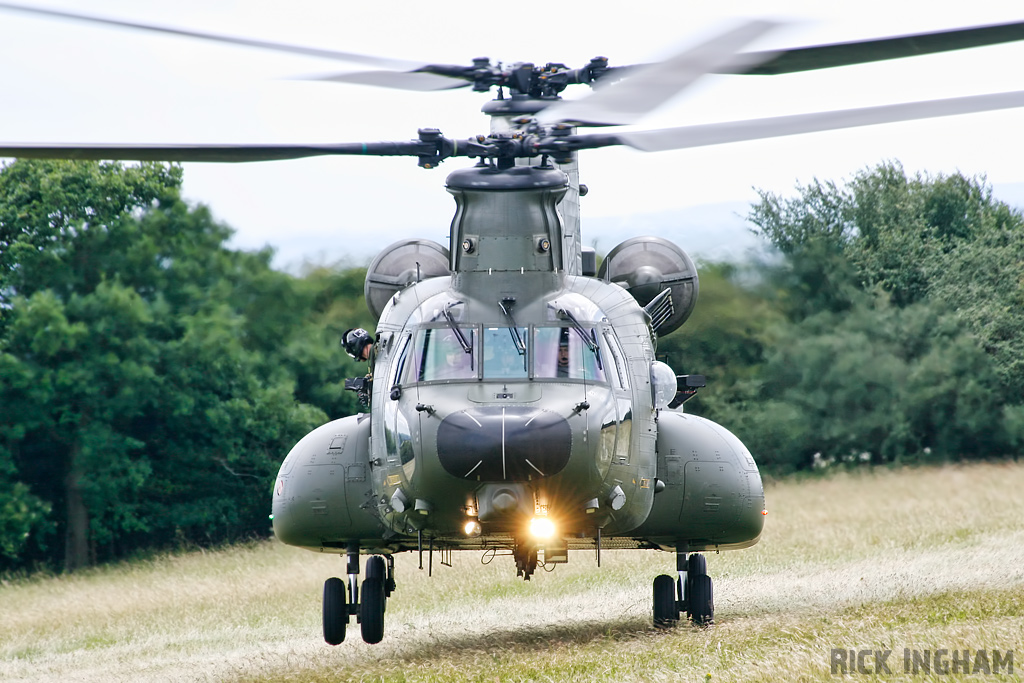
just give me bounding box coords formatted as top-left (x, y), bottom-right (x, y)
top-left (556, 328), bottom-right (572, 378)
top-left (556, 342), bottom-right (570, 378)
top-left (436, 347), bottom-right (472, 379)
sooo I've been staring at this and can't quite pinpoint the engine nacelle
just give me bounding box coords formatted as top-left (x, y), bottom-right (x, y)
top-left (598, 236), bottom-right (698, 336)
top-left (632, 411), bottom-right (764, 551)
top-left (364, 238), bottom-right (451, 319)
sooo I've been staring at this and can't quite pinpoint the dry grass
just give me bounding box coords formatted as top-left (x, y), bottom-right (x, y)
top-left (2, 462), bottom-right (1023, 682)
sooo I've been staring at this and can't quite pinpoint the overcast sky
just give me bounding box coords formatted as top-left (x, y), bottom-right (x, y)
top-left (1, 0), bottom-right (1023, 268)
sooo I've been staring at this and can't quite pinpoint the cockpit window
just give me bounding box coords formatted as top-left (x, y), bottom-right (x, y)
top-left (483, 326), bottom-right (528, 379)
top-left (409, 326), bottom-right (477, 382)
top-left (534, 326), bottom-right (607, 382)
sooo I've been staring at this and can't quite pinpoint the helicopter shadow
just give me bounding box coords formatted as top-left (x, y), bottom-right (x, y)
top-left (387, 613), bottom-right (704, 663)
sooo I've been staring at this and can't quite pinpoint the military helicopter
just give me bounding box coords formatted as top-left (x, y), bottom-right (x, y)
top-left (3, 2), bottom-right (1024, 646)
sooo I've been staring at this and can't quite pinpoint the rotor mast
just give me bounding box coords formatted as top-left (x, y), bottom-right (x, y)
top-left (479, 76), bottom-right (586, 277)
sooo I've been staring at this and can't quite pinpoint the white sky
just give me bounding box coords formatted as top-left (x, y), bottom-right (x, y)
top-left (1, 0), bottom-right (1023, 268)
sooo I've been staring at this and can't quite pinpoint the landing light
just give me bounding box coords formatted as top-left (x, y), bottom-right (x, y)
top-left (464, 520), bottom-right (482, 537)
top-left (529, 516), bottom-right (556, 539)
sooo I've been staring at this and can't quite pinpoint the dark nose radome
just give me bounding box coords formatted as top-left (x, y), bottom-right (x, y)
top-left (436, 407), bottom-right (572, 481)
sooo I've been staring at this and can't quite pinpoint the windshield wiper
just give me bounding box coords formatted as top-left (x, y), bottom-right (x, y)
top-left (558, 308), bottom-right (603, 370)
top-left (499, 297), bottom-right (527, 356)
top-left (442, 301), bottom-right (473, 357)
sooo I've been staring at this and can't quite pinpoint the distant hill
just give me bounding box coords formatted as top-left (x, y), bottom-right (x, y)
top-left (581, 200), bottom-right (765, 263)
top-left (582, 183), bottom-right (1024, 264)
top-left (277, 185), bottom-right (1024, 270)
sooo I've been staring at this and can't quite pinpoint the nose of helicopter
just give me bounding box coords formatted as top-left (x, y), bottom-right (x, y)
top-left (435, 407), bottom-right (572, 481)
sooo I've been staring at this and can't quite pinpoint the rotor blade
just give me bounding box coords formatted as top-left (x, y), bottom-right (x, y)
top-left (0, 1), bottom-right (420, 70)
top-left (538, 20), bottom-right (779, 126)
top-left (0, 142), bottom-right (437, 163)
top-left (302, 70), bottom-right (469, 92)
top-left (725, 20), bottom-right (1024, 75)
top-left (613, 90), bottom-right (1024, 152)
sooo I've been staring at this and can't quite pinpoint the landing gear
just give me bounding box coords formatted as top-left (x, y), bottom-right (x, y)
top-left (688, 573), bottom-right (714, 626)
top-left (684, 553), bottom-right (712, 626)
top-left (322, 548), bottom-right (395, 645)
top-left (651, 551), bottom-right (713, 628)
top-left (361, 554), bottom-right (388, 644)
top-left (686, 552), bottom-right (707, 589)
top-left (652, 574), bottom-right (677, 627)
top-left (323, 576), bottom-right (347, 645)
top-left (359, 576), bottom-right (386, 644)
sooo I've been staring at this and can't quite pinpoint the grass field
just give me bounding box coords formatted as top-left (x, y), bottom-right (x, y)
top-left (2, 462), bottom-right (1022, 682)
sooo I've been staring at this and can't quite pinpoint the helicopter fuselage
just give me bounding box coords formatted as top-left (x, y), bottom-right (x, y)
top-left (272, 163), bottom-right (765, 569)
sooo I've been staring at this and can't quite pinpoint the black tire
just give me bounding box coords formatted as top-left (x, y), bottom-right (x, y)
top-left (360, 577), bottom-right (386, 644)
top-left (686, 553), bottom-right (707, 609)
top-left (323, 577), bottom-right (348, 645)
top-left (652, 574), bottom-right (678, 627)
top-left (365, 555), bottom-right (390, 607)
top-left (366, 555), bottom-right (386, 580)
top-left (688, 573), bottom-right (714, 626)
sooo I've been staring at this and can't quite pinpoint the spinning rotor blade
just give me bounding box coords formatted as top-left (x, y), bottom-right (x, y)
top-left (538, 20), bottom-right (779, 126)
top-left (612, 90), bottom-right (1024, 152)
top-left (0, 141), bottom-right (439, 163)
top-left (6, 2), bottom-right (1024, 101)
top-left (0, 1), bottom-right (420, 70)
top-left (306, 70), bottom-right (469, 92)
top-left (4, 89), bottom-right (1024, 164)
top-left (727, 20), bottom-right (1024, 75)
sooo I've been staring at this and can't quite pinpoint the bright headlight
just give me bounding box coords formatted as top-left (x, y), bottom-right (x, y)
top-left (528, 516), bottom-right (556, 539)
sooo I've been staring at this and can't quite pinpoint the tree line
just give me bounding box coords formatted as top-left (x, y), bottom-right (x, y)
top-left (1, 158), bottom-right (1021, 573)
top-left (0, 160), bottom-right (374, 572)
top-left (664, 160), bottom-right (1024, 473)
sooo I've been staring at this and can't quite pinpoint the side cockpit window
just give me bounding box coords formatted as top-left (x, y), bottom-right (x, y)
top-left (391, 333), bottom-right (411, 387)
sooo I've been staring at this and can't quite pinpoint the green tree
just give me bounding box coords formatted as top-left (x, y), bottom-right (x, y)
top-left (252, 264), bottom-right (376, 420)
top-left (733, 161), bottom-right (1024, 470)
top-left (750, 161), bottom-right (1024, 319)
top-left (741, 297), bottom-right (1008, 470)
top-left (657, 262), bottom-right (783, 417)
top-left (0, 160), bottom-right (326, 571)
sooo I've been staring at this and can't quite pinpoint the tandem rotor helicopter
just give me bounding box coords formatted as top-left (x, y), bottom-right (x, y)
top-left (3, 2), bottom-right (1024, 645)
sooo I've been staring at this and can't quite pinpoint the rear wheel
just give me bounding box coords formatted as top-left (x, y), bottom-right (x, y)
top-left (687, 553), bottom-right (707, 580)
top-left (366, 555), bottom-right (385, 580)
top-left (688, 573), bottom-right (714, 626)
top-left (366, 555), bottom-right (390, 609)
top-left (323, 577), bottom-right (348, 645)
top-left (652, 574), bottom-right (678, 627)
top-left (360, 577), bottom-right (386, 644)
top-left (686, 553), bottom-right (707, 609)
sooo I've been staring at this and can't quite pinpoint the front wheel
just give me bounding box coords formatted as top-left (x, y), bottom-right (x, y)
top-left (360, 577), bottom-right (386, 644)
top-left (688, 574), bottom-right (714, 626)
top-left (652, 574), bottom-right (679, 627)
top-left (323, 577), bottom-right (348, 645)
top-left (366, 555), bottom-right (389, 605)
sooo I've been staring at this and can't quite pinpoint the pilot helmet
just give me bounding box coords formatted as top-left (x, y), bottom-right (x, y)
top-left (342, 327), bottom-right (373, 360)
